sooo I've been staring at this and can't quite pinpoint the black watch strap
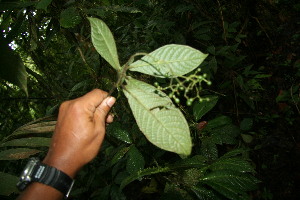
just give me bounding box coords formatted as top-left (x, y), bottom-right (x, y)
top-left (31, 162), bottom-right (74, 197)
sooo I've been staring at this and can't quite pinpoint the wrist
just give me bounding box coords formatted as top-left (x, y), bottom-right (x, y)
top-left (42, 154), bottom-right (80, 179)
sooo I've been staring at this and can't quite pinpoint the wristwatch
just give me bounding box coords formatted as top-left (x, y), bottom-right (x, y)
top-left (16, 157), bottom-right (75, 198)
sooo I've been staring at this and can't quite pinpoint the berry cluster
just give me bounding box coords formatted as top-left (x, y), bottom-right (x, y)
top-left (154, 68), bottom-right (211, 106)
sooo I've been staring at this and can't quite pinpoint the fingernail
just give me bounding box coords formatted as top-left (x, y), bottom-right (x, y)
top-left (106, 97), bottom-right (116, 108)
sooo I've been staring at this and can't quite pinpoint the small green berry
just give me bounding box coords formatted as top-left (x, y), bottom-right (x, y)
top-left (179, 86), bottom-right (185, 91)
top-left (203, 73), bottom-right (207, 78)
top-left (168, 93), bottom-right (173, 98)
top-left (175, 98), bottom-right (180, 103)
top-left (154, 82), bottom-right (159, 87)
top-left (207, 81), bottom-right (212, 85)
top-left (186, 98), bottom-right (193, 106)
top-left (197, 68), bottom-right (201, 72)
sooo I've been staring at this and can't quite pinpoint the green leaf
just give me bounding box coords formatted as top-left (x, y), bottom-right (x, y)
top-left (0, 2), bottom-right (37, 11)
top-left (200, 138), bottom-right (218, 160)
top-left (120, 166), bottom-right (170, 190)
top-left (206, 116), bottom-right (232, 129)
top-left (210, 158), bottom-right (255, 173)
top-left (0, 172), bottom-right (19, 196)
top-left (240, 118), bottom-right (253, 131)
top-left (123, 77), bottom-right (192, 155)
top-left (7, 121), bottom-right (56, 140)
top-left (110, 146), bottom-right (130, 166)
top-left (59, 7), bottom-right (82, 28)
top-left (254, 74), bottom-right (271, 79)
top-left (241, 134), bottom-right (253, 143)
top-left (88, 17), bottom-right (121, 71)
top-left (36, 0), bottom-right (53, 11)
top-left (211, 124), bottom-right (240, 145)
top-left (201, 170), bottom-right (258, 200)
top-left (0, 148), bottom-right (41, 160)
top-left (126, 146), bottom-right (145, 174)
top-left (0, 137), bottom-right (51, 147)
top-left (0, 36), bottom-right (27, 95)
top-left (172, 155), bottom-right (207, 169)
top-left (191, 186), bottom-right (221, 200)
top-left (193, 96), bottom-right (218, 121)
top-left (129, 44), bottom-right (208, 78)
top-left (221, 148), bottom-right (249, 158)
top-left (107, 122), bottom-right (132, 144)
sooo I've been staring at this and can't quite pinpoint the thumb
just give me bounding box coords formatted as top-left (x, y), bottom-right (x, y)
top-left (94, 96), bottom-right (116, 122)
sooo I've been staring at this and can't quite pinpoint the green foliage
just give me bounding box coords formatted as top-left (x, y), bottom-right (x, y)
top-left (0, 36), bottom-right (27, 95)
top-left (88, 18), bottom-right (121, 71)
top-left (123, 77), bottom-right (192, 155)
top-left (1, 0), bottom-right (299, 199)
top-left (0, 148), bottom-right (41, 160)
top-left (0, 172), bottom-right (18, 196)
top-left (60, 7), bottom-right (82, 28)
top-left (193, 96), bottom-right (219, 121)
top-left (129, 44), bottom-right (208, 78)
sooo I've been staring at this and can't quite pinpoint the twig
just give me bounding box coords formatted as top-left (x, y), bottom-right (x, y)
top-left (217, 0), bottom-right (227, 44)
top-left (233, 79), bottom-right (239, 121)
top-left (251, 16), bottom-right (273, 45)
top-left (290, 85), bottom-right (300, 114)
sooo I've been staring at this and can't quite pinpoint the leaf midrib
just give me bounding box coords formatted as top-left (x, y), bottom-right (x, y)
top-left (124, 81), bottom-right (187, 153)
top-left (92, 19), bottom-right (120, 70)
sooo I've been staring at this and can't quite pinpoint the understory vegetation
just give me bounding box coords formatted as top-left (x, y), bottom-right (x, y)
top-left (0, 0), bottom-right (299, 199)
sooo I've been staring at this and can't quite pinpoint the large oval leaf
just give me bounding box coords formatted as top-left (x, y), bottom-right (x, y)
top-left (0, 137), bottom-right (51, 147)
top-left (88, 17), bottom-right (121, 71)
top-left (0, 148), bottom-right (41, 160)
top-left (129, 44), bottom-right (208, 78)
top-left (123, 77), bottom-right (192, 155)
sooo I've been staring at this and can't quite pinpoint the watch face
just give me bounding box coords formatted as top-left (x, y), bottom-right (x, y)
top-left (17, 157), bottom-right (39, 191)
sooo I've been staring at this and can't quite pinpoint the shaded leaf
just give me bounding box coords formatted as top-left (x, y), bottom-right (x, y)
top-left (129, 44), bottom-right (208, 78)
top-left (110, 184), bottom-right (126, 200)
top-left (110, 146), bottom-right (130, 166)
top-left (0, 36), bottom-right (27, 95)
top-left (241, 134), bottom-right (254, 143)
top-left (172, 155), bottom-right (207, 169)
top-left (88, 17), bottom-right (121, 71)
top-left (210, 158), bottom-right (255, 173)
top-left (107, 122), bottom-right (132, 144)
top-left (0, 148), bottom-right (41, 160)
top-left (36, 0), bottom-right (53, 11)
top-left (120, 166), bottom-right (170, 190)
top-left (211, 124), bottom-right (240, 145)
top-left (126, 146), bottom-right (145, 174)
top-left (60, 7), bottom-right (82, 28)
top-left (221, 148), bottom-right (249, 159)
top-left (123, 77), bottom-right (192, 155)
top-left (0, 2), bottom-right (36, 11)
top-left (0, 137), bottom-right (51, 147)
top-left (240, 118), bottom-right (253, 131)
top-left (200, 138), bottom-right (218, 160)
top-left (0, 172), bottom-right (19, 196)
top-left (191, 186), bottom-right (221, 200)
top-left (206, 115), bottom-right (232, 129)
top-left (8, 121), bottom-right (56, 139)
top-left (193, 96), bottom-right (218, 121)
top-left (201, 170), bottom-right (259, 200)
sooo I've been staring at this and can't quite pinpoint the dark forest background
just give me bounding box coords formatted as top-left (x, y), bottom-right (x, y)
top-left (0, 0), bottom-right (299, 199)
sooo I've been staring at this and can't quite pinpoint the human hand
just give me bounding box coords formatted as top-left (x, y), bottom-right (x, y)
top-left (43, 89), bottom-right (116, 178)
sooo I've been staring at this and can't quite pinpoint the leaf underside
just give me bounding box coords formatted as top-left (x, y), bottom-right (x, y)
top-left (88, 17), bottom-right (121, 71)
top-left (129, 44), bottom-right (208, 78)
top-left (123, 77), bottom-right (192, 155)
